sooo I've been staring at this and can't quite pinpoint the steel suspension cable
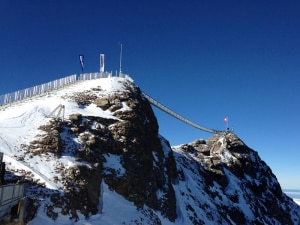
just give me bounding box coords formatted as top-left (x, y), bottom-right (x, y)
top-left (142, 92), bottom-right (222, 134)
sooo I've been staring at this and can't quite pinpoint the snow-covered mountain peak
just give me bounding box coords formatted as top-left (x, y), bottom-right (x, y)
top-left (0, 76), bottom-right (299, 224)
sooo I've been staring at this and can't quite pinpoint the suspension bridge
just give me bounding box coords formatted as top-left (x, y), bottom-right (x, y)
top-left (142, 92), bottom-right (223, 134)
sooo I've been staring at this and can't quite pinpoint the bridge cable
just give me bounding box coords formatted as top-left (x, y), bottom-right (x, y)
top-left (142, 92), bottom-right (222, 134)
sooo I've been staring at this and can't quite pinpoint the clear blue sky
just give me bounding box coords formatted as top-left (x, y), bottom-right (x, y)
top-left (1, 0), bottom-right (300, 189)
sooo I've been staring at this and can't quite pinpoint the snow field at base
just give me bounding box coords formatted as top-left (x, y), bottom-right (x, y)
top-left (27, 158), bottom-right (175, 224)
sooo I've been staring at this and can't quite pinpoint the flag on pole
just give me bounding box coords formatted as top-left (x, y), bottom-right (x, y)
top-left (100, 54), bottom-right (105, 72)
top-left (79, 54), bottom-right (84, 72)
top-left (224, 117), bottom-right (229, 130)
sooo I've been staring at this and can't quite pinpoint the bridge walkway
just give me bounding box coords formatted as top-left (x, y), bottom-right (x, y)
top-left (142, 92), bottom-right (223, 134)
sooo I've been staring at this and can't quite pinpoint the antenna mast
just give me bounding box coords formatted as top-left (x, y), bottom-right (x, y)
top-left (119, 43), bottom-right (123, 77)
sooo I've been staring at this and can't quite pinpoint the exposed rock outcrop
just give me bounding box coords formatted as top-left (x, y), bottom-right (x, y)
top-left (24, 80), bottom-right (178, 222)
top-left (173, 133), bottom-right (300, 224)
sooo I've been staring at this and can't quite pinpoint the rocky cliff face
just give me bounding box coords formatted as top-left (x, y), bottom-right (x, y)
top-left (3, 77), bottom-right (300, 224)
top-left (18, 79), bottom-right (178, 223)
top-left (173, 134), bottom-right (300, 224)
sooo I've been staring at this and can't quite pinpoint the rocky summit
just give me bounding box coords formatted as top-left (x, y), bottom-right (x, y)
top-left (1, 76), bottom-right (300, 224)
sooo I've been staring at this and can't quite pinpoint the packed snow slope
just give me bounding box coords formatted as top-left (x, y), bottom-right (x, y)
top-left (0, 76), bottom-right (299, 225)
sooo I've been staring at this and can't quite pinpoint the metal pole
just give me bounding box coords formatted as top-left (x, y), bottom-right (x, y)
top-left (119, 44), bottom-right (123, 77)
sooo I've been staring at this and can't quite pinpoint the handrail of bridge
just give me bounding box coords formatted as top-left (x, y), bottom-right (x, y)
top-left (0, 184), bottom-right (25, 208)
top-left (142, 92), bottom-right (223, 134)
top-left (0, 71), bottom-right (130, 108)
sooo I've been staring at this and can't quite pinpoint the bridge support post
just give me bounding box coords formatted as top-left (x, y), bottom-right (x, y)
top-left (17, 197), bottom-right (27, 225)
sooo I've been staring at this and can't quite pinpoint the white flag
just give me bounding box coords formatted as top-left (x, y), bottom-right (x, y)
top-left (79, 54), bottom-right (84, 72)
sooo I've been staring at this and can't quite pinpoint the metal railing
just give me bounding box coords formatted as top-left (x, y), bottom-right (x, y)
top-left (0, 74), bottom-right (77, 106)
top-left (78, 71), bottom-right (112, 80)
top-left (0, 71), bottom-right (129, 107)
top-left (0, 184), bottom-right (25, 207)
